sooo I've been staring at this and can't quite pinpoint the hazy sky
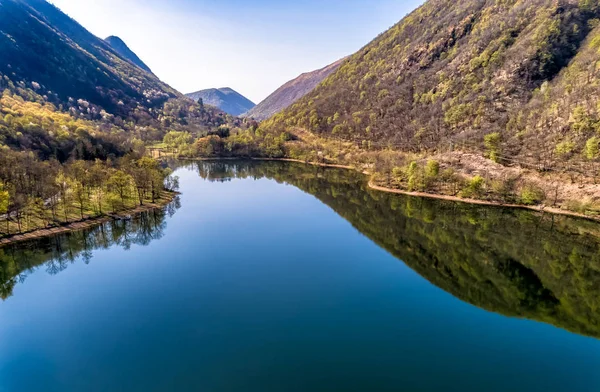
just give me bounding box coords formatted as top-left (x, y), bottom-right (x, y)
top-left (48, 0), bottom-right (424, 103)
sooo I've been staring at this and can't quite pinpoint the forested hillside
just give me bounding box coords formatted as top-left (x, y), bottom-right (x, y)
top-left (0, 0), bottom-right (232, 138)
top-left (0, 0), bottom-right (174, 116)
top-left (0, 0), bottom-right (239, 239)
top-left (265, 0), bottom-right (600, 170)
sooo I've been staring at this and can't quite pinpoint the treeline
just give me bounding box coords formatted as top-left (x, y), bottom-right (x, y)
top-left (158, 123), bottom-right (292, 159)
top-left (0, 149), bottom-right (178, 237)
top-left (0, 86), bottom-right (238, 162)
top-left (162, 118), bottom-right (600, 215)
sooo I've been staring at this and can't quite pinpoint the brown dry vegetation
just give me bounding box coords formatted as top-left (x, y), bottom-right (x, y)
top-left (237, 0), bottom-right (600, 216)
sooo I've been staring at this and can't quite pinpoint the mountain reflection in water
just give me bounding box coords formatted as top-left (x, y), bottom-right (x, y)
top-left (3, 160), bottom-right (600, 340)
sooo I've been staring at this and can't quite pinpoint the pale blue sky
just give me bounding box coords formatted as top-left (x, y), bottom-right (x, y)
top-left (49, 0), bottom-right (424, 102)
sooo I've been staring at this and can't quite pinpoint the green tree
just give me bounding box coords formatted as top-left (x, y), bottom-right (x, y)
top-left (163, 131), bottom-right (192, 154)
top-left (407, 161), bottom-right (424, 191)
top-left (55, 171), bottom-right (72, 223)
top-left (484, 133), bottom-right (501, 163)
top-left (0, 181), bottom-right (9, 235)
top-left (425, 160), bottom-right (440, 178)
top-left (107, 170), bottom-right (133, 208)
top-left (585, 137), bottom-right (599, 160)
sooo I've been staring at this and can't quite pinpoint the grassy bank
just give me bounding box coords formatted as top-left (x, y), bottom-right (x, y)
top-left (0, 191), bottom-right (177, 246)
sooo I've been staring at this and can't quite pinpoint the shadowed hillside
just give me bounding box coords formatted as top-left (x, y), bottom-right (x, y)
top-left (186, 88), bottom-right (255, 116)
top-left (105, 35), bottom-right (153, 74)
top-left (0, 0), bottom-right (178, 116)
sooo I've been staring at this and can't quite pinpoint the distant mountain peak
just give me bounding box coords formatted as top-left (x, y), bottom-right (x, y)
top-left (186, 87), bottom-right (255, 116)
top-left (105, 35), bottom-right (152, 73)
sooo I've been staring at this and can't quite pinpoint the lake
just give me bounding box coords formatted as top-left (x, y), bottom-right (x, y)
top-left (1, 161), bottom-right (600, 392)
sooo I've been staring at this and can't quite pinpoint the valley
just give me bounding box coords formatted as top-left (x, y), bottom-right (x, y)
top-left (2, 0), bottom-right (600, 389)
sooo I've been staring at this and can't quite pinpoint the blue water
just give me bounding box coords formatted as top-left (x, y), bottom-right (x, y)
top-left (1, 162), bottom-right (599, 391)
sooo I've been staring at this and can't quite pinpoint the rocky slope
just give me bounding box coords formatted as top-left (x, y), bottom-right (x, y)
top-left (244, 58), bottom-right (345, 121)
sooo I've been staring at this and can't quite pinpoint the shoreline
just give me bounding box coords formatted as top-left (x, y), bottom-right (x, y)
top-left (0, 193), bottom-right (177, 247)
top-left (187, 157), bottom-right (600, 223)
top-left (367, 182), bottom-right (600, 223)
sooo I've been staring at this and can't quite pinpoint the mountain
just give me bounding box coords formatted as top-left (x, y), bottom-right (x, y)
top-left (0, 0), bottom-right (179, 116)
top-left (186, 88), bottom-right (255, 116)
top-left (0, 0), bottom-right (234, 163)
top-left (105, 35), bottom-right (152, 73)
top-left (244, 59), bottom-right (345, 121)
top-left (265, 0), bottom-right (600, 169)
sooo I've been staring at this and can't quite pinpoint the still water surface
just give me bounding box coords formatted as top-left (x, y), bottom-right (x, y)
top-left (1, 161), bottom-right (600, 391)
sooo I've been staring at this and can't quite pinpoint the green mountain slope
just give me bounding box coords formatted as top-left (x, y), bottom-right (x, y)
top-left (186, 88), bottom-right (255, 116)
top-left (105, 35), bottom-right (153, 74)
top-left (265, 0), bottom-right (600, 168)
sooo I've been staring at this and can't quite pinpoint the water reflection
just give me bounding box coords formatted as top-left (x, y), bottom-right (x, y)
top-left (3, 160), bottom-right (600, 341)
top-left (0, 198), bottom-right (180, 300)
top-left (188, 160), bottom-right (600, 339)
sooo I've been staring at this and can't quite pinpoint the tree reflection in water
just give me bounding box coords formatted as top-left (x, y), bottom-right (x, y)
top-left (3, 159), bottom-right (600, 340)
top-left (191, 160), bottom-right (600, 339)
top-left (0, 198), bottom-right (179, 300)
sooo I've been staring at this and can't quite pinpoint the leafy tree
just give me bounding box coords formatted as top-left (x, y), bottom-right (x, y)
top-left (484, 133), bottom-right (501, 163)
top-left (55, 171), bottom-right (72, 223)
top-left (425, 160), bottom-right (440, 178)
top-left (107, 170), bottom-right (133, 207)
top-left (585, 137), bottom-right (599, 160)
top-left (0, 182), bottom-right (9, 234)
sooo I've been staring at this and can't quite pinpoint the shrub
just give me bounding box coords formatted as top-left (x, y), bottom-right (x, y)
top-left (490, 177), bottom-right (517, 203)
top-left (392, 166), bottom-right (405, 181)
top-left (555, 140), bottom-right (576, 157)
top-left (425, 160), bottom-right (440, 178)
top-left (565, 198), bottom-right (594, 214)
top-left (461, 175), bottom-right (485, 198)
top-left (585, 136), bottom-right (599, 160)
top-left (519, 185), bottom-right (545, 205)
